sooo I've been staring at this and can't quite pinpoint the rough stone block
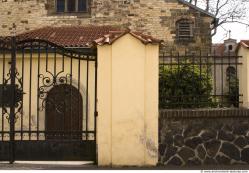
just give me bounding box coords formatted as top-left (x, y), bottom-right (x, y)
top-left (220, 142), bottom-right (240, 161)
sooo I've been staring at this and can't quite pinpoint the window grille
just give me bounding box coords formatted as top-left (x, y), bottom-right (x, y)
top-left (67, 0), bottom-right (76, 12)
top-left (56, 0), bottom-right (88, 13)
top-left (177, 19), bottom-right (193, 40)
top-left (57, 0), bottom-right (65, 12)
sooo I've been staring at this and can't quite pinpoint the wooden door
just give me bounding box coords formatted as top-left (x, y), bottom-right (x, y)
top-left (45, 84), bottom-right (83, 140)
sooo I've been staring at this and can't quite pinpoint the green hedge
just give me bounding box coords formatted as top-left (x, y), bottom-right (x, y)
top-left (159, 62), bottom-right (216, 109)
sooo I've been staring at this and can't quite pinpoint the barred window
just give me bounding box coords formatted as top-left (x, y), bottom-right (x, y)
top-left (176, 19), bottom-right (193, 40)
top-left (78, 0), bottom-right (87, 12)
top-left (56, 0), bottom-right (88, 13)
top-left (67, 0), bottom-right (76, 12)
top-left (226, 66), bottom-right (236, 79)
top-left (57, 0), bottom-right (65, 12)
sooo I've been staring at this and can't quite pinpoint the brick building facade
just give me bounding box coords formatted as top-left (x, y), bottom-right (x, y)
top-left (0, 0), bottom-right (217, 54)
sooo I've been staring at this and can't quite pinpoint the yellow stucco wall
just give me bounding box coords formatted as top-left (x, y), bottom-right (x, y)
top-left (238, 46), bottom-right (249, 107)
top-left (97, 34), bottom-right (159, 166)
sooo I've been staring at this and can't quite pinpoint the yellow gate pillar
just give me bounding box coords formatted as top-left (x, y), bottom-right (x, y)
top-left (238, 42), bottom-right (249, 107)
top-left (96, 33), bottom-right (159, 166)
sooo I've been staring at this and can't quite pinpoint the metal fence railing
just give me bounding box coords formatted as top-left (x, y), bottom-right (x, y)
top-left (159, 52), bottom-right (242, 109)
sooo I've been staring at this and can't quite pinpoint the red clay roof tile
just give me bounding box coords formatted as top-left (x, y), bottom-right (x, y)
top-left (12, 26), bottom-right (162, 47)
top-left (93, 30), bottom-right (162, 46)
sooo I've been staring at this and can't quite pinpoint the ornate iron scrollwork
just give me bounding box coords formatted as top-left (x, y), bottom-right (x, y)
top-left (38, 72), bottom-right (72, 112)
top-left (0, 84), bottom-right (23, 107)
top-left (1, 66), bottom-right (24, 123)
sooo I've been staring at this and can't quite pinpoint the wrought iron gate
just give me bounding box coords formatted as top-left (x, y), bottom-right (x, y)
top-left (0, 37), bottom-right (98, 163)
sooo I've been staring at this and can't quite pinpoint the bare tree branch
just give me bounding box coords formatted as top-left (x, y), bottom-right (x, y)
top-left (183, 0), bottom-right (249, 36)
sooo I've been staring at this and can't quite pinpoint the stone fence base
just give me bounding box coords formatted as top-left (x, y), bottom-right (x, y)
top-left (159, 108), bottom-right (249, 167)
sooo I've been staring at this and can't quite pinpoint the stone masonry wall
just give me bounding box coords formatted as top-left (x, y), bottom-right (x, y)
top-left (159, 109), bottom-right (249, 167)
top-left (0, 0), bottom-right (213, 54)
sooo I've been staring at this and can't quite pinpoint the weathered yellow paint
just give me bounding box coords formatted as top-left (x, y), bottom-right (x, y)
top-left (97, 34), bottom-right (159, 166)
top-left (238, 46), bottom-right (249, 107)
top-left (96, 45), bottom-right (113, 165)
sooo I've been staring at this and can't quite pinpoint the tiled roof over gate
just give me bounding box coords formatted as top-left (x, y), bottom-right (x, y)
top-left (14, 26), bottom-right (162, 48)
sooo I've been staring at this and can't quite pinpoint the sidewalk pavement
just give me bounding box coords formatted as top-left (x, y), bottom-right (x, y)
top-left (1, 162), bottom-right (249, 170)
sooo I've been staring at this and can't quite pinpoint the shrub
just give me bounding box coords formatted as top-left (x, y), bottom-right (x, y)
top-left (159, 62), bottom-right (215, 109)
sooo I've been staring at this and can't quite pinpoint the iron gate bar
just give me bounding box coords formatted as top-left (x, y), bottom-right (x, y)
top-left (78, 56), bottom-right (81, 141)
top-left (159, 51), bottom-right (242, 109)
top-left (9, 36), bottom-right (16, 164)
top-left (221, 51), bottom-right (224, 105)
top-left (94, 49), bottom-right (98, 164)
top-left (37, 42), bottom-right (40, 141)
top-left (214, 53), bottom-right (217, 101)
top-left (21, 44), bottom-right (25, 141)
top-left (0, 37), bottom-right (98, 163)
top-left (1, 47), bottom-right (5, 142)
top-left (70, 52), bottom-right (73, 141)
top-left (28, 42), bottom-right (32, 141)
top-left (86, 58), bottom-right (89, 140)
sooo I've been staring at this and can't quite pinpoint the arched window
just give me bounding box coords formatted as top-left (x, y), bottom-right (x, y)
top-left (226, 66), bottom-right (236, 79)
top-left (176, 19), bottom-right (193, 40)
top-left (226, 66), bottom-right (239, 107)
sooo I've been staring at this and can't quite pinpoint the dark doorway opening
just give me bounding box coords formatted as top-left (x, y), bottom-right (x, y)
top-left (45, 84), bottom-right (83, 140)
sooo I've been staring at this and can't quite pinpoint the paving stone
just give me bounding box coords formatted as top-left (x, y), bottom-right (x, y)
top-left (218, 130), bottom-right (235, 142)
top-left (241, 147), bottom-right (249, 163)
top-left (167, 156), bottom-right (183, 166)
top-left (222, 124), bottom-right (233, 132)
top-left (203, 156), bottom-right (217, 165)
top-left (200, 130), bottom-right (216, 141)
top-left (216, 155), bottom-right (231, 165)
top-left (220, 142), bottom-right (240, 161)
top-left (183, 125), bottom-right (202, 138)
top-left (185, 136), bottom-right (203, 149)
top-left (204, 140), bottom-right (221, 157)
top-left (163, 146), bottom-right (177, 163)
top-left (159, 143), bottom-right (166, 156)
top-left (234, 136), bottom-right (248, 149)
top-left (187, 157), bottom-right (202, 166)
top-left (197, 145), bottom-right (206, 160)
top-left (178, 147), bottom-right (195, 162)
top-left (164, 132), bottom-right (174, 145)
top-left (233, 123), bottom-right (249, 136)
top-left (174, 134), bottom-right (184, 147)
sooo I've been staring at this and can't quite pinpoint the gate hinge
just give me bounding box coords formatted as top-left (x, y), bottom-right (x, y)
top-left (95, 111), bottom-right (98, 117)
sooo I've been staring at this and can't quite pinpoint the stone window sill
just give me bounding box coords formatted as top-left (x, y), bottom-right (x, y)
top-left (177, 37), bottom-right (194, 42)
top-left (48, 12), bottom-right (91, 18)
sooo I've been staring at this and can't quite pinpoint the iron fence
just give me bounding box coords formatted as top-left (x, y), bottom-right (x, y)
top-left (0, 37), bottom-right (97, 162)
top-left (159, 52), bottom-right (242, 109)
